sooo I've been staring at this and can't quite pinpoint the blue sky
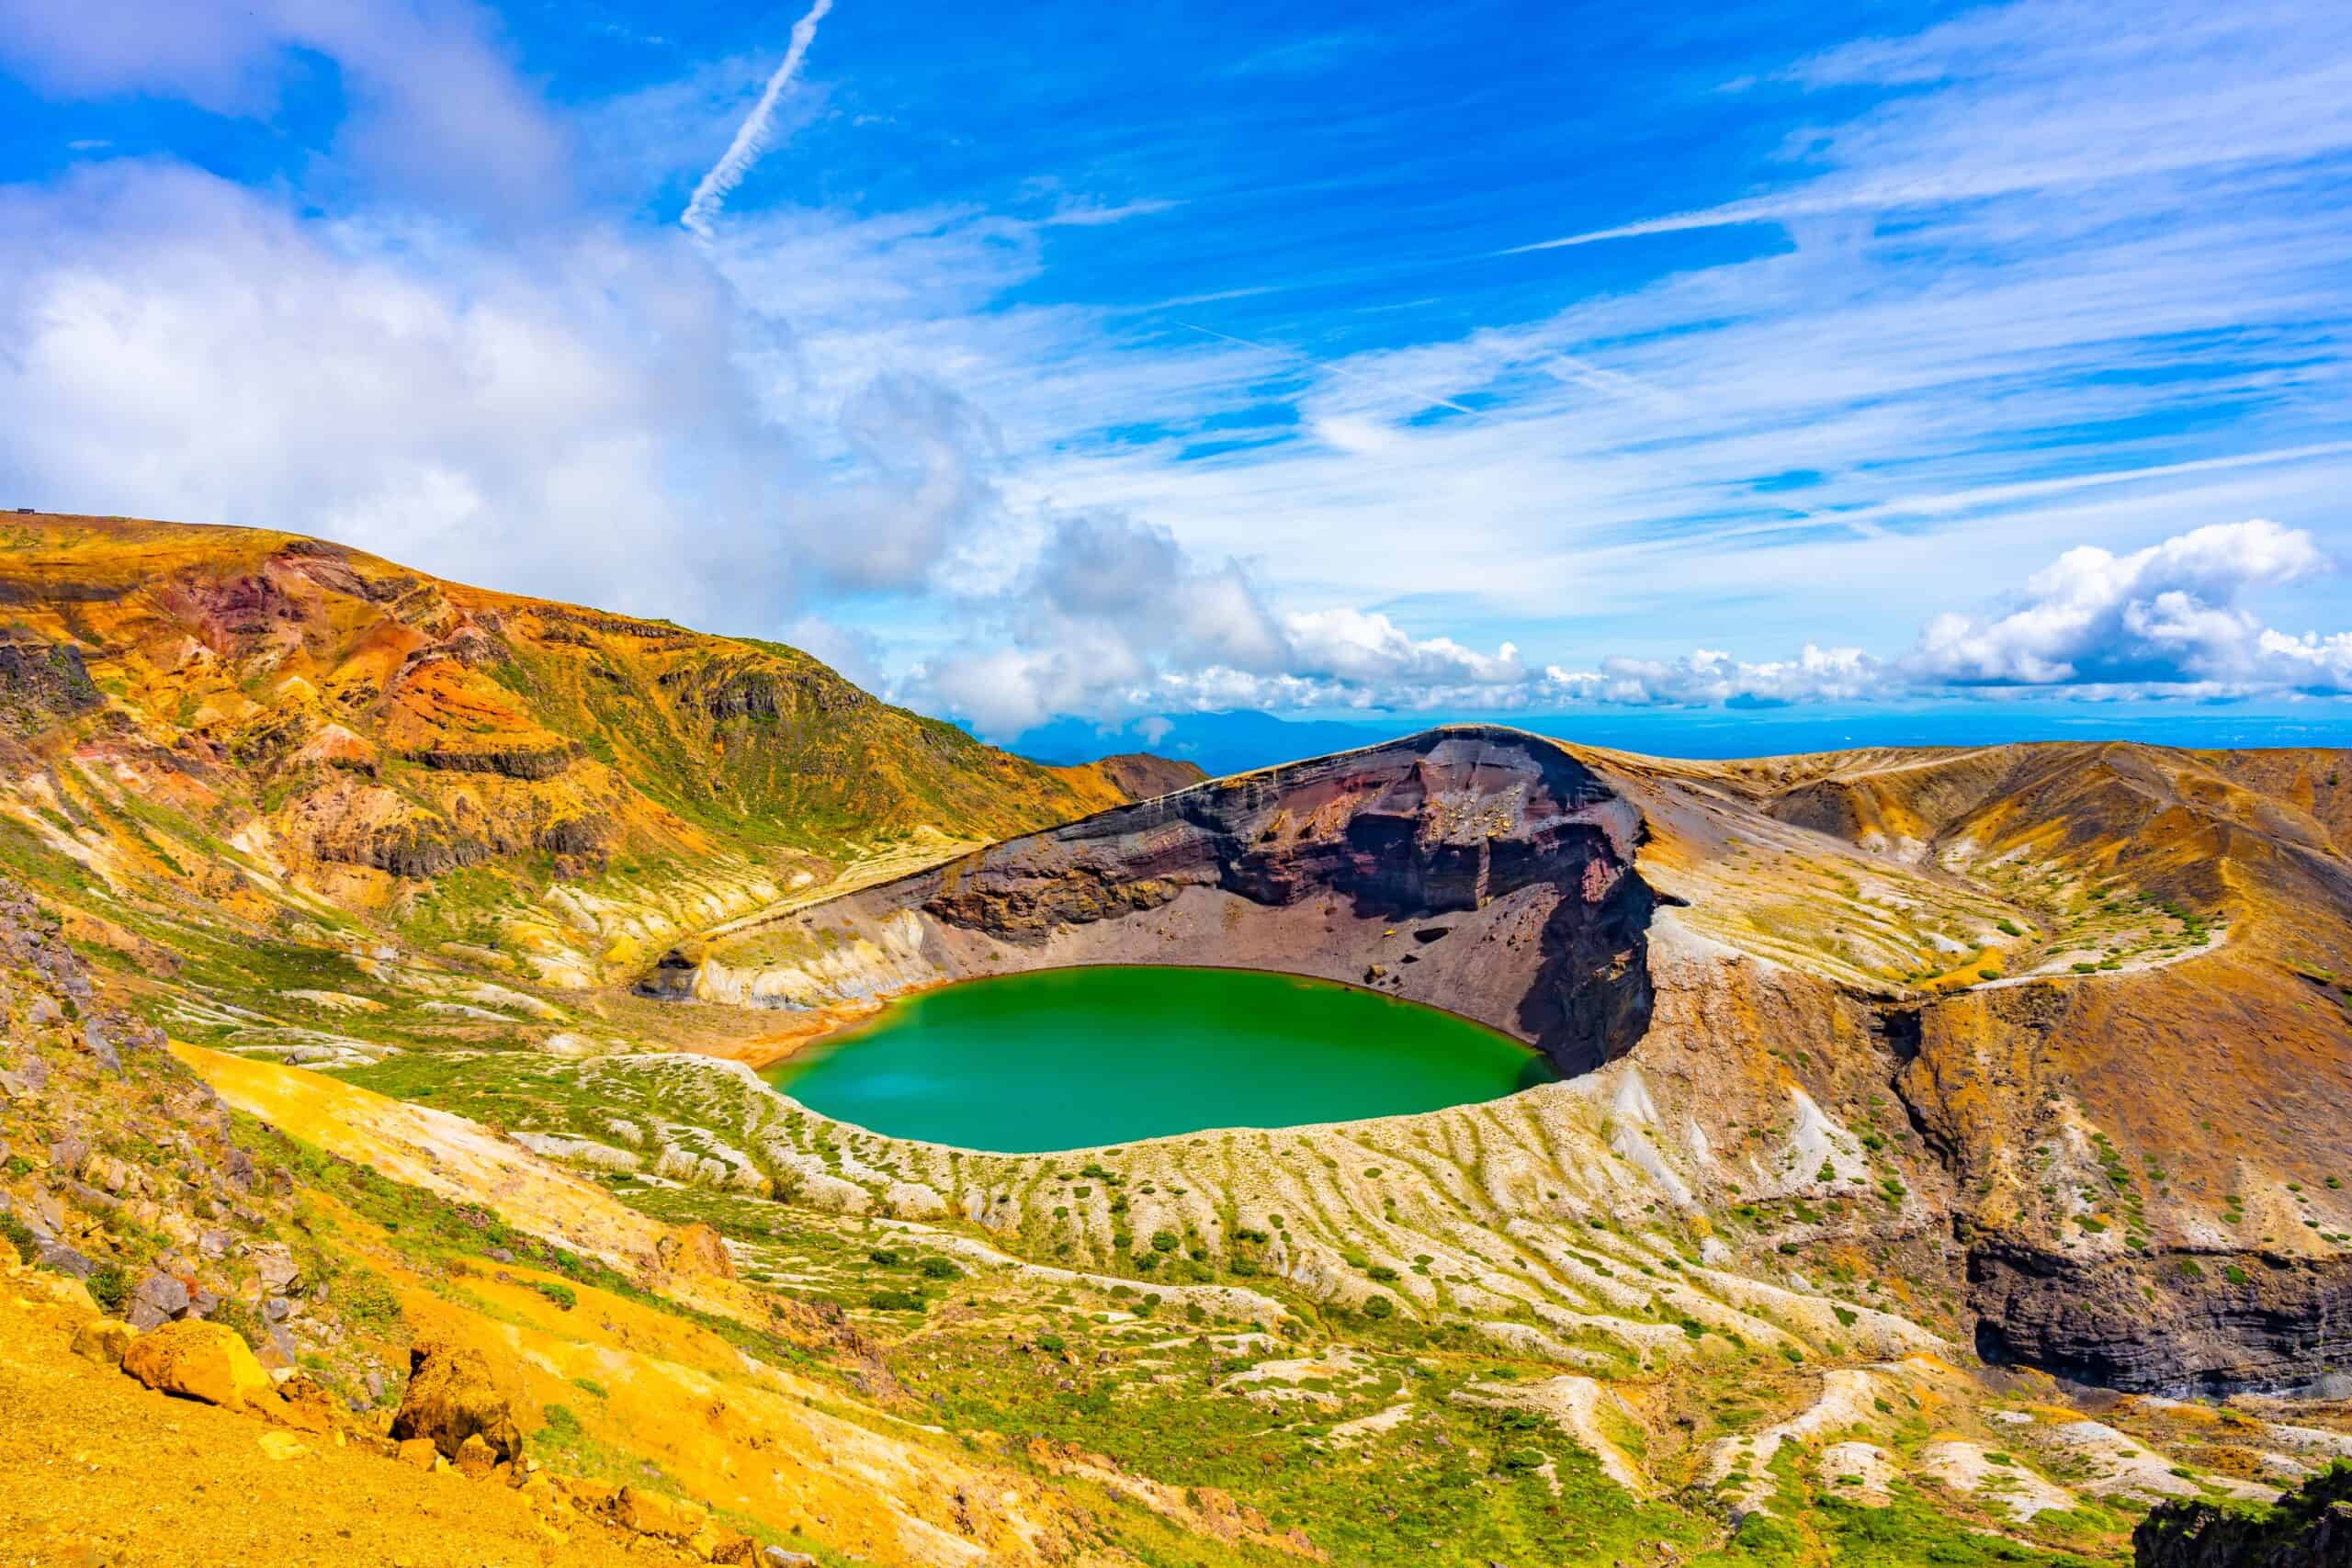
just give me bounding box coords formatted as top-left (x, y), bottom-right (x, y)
top-left (0, 0), bottom-right (2348, 743)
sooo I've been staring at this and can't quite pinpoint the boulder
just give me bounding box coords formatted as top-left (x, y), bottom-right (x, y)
top-left (615, 1485), bottom-right (704, 1541)
top-left (35, 1242), bottom-right (96, 1279)
top-left (70, 1317), bottom-right (134, 1366)
top-left (394, 1436), bottom-right (440, 1471)
top-left (132, 1271), bottom-right (191, 1319)
top-left (762, 1550), bottom-right (819, 1568)
top-left (453, 1432), bottom-right (500, 1479)
top-left (120, 1320), bottom-right (276, 1411)
top-left (80, 1021), bottom-right (120, 1073)
top-left (389, 1340), bottom-right (523, 1463)
top-left (657, 1223), bottom-right (737, 1280)
top-left (250, 1241), bottom-right (300, 1294)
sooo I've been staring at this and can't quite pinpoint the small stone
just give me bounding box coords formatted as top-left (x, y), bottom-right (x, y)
top-left (256, 1430), bottom-right (311, 1461)
top-left (395, 1436), bottom-right (439, 1471)
top-left (70, 1318), bottom-right (134, 1366)
top-left (81, 1021), bottom-right (120, 1072)
top-left (197, 1229), bottom-right (232, 1260)
top-left (454, 1432), bottom-right (499, 1479)
top-left (35, 1242), bottom-right (96, 1280)
top-left (0, 1055), bottom-right (48, 1099)
top-left (761, 1550), bottom-right (819, 1568)
top-left (615, 1485), bottom-right (703, 1541)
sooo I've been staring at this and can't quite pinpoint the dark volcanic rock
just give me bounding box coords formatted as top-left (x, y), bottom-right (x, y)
top-left (0, 635), bottom-right (102, 734)
top-left (2134, 1461), bottom-right (2352, 1566)
top-left (1973, 1244), bottom-right (2352, 1395)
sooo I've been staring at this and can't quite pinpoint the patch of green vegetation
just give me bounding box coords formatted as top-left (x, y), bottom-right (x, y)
top-left (0, 1208), bottom-right (36, 1263)
top-left (336, 1267), bottom-right (406, 1334)
top-left (86, 1263), bottom-right (132, 1316)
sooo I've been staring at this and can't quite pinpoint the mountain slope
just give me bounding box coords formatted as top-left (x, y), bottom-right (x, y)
top-left (8, 514), bottom-right (2352, 1567)
top-left (0, 513), bottom-right (1151, 997)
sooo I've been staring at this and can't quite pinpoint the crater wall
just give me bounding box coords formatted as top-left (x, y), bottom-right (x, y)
top-left (645, 728), bottom-right (1663, 1075)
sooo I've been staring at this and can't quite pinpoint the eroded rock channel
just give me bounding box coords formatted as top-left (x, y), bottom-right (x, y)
top-left (646, 727), bottom-right (1665, 1077)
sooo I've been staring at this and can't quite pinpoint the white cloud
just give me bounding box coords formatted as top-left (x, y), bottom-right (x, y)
top-left (0, 163), bottom-right (1001, 630)
top-left (0, 0), bottom-right (569, 215)
top-left (1283, 607), bottom-right (1523, 686)
top-left (1507, 0), bottom-right (2352, 253)
top-left (1905, 519), bottom-right (2328, 686)
top-left (913, 519), bottom-right (2352, 736)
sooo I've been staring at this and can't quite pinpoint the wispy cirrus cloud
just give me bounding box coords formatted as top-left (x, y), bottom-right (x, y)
top-left (1502, 0), bottom-right (2352, 254)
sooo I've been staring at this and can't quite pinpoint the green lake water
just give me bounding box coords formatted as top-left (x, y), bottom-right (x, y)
top-left (762, 964), bottom-right (1556, 1153)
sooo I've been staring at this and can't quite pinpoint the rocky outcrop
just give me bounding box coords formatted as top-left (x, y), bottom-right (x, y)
top-left (1971, 1246), bottom-right (2352, 1395)
top-left (408, 741), bottom-right (580, 780)
top-left (0, 635), bottom-right (101, 733)
top-left (390, 1338), bottom-right (524, 1463)
top-left (657, 1222), bottom-right (737, 1280)
top-left (2134, 1461), bottom-right (2352, 1566)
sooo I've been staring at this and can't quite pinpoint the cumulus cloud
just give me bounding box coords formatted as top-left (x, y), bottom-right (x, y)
top-left (913, 519), bottom-right (2352, 737)
top-left (0, 162), bottom-right (1001, 630)
top-left (1904, 519), bottom-right (2331, 687)
top-left (911, 510), bottom-right (1291, 735)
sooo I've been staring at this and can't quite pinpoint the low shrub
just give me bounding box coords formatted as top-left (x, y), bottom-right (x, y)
top-left (87, 1263), bottom-right (131, 1315)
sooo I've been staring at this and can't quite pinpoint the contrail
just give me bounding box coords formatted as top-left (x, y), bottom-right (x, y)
top-left (681, 0), bottom-right (835, 238)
